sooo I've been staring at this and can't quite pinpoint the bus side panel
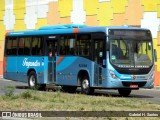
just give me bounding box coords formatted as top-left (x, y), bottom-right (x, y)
top-left (56, 56), bottom-right (78, 86)
top-left (56, 56), bottom-right (93, 86)
top-left (16, 56), bottom-right (46, 84)
top-left (5, 56), bottom-right (17, 80)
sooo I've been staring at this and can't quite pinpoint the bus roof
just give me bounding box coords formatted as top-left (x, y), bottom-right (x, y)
top-left (6, 24), bottom-right (149, 37)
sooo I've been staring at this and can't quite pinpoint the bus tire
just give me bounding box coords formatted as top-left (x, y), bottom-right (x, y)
top-left (28, 71), bottom-right (37, 89)
top-left (118, 89), bottom-right (131, 97)
top-left (61, 86), bottom-right (77, 93)
top-left (81, 77), bottom-right (94, 95)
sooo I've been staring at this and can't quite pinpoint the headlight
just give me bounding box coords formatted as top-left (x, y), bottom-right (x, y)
top-left (109, 70), bottom-right (120, 80)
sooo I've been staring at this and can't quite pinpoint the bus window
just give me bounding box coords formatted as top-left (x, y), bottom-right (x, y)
top-left (59, 35), bottom-right (76, 55)
top-left (76, 34), bottom-right (91, 56)
top-left (134, 41), bottom-right (152, 66)
top-left (18, 37), bottom-right (32, 56)
top-left (111, 40), bottom-right (124, 60)
top-left (18, 38), bottom-right (25, 55)
top-left (31, 37), bottom-right (44, 55)
top-left (6, 37), bottom-right (18, 55)
top-left (24, 38), bottom-right (31, 55)
top-left (94, 39), bottom-right (105, 66)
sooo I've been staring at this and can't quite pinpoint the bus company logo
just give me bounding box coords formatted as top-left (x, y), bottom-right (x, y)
top-left (132, 75), bottom-right (136, 80)
top-left (22, 58), bottom-right (40, 68)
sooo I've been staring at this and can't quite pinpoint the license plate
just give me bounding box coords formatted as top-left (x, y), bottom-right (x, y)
top-left (130, 84), bottom-right (138, 88)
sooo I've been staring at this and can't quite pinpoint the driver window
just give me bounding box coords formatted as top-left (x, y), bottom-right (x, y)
top-left (111, 40), bottom-right (125, 60)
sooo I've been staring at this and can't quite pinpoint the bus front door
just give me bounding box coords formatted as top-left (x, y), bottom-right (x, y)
top-left (93, 39), bottom-right (105, 86)
top-left (47, 40), bottom-right (57, 83)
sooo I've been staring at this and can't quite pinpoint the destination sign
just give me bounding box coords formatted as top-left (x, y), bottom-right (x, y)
top-left (109, 29), bottom-right (151, 37)
top-left (118, 65), bottom-right (150, 68)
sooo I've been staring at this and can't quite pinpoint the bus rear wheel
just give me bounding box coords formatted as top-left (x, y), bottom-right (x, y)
top-left (28, 71), bottom-right (37, 89)
top-left (118, 89), bottom-right (131, 97)
top-left (28, 71), bottom-right (46, 90)
top-left (81, 77), bottom-right (94, 95)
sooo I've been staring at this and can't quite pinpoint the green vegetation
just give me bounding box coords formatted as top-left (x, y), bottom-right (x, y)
top-left (0, 87), bottom-right (160, 120)
top-left (0, 88), bottom-right (160, 111)
top-left (2, 86), bottom-right (16, 100)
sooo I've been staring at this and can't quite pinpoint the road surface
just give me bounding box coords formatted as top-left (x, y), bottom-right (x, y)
top-left (0, 77), bottom-right (160, 104)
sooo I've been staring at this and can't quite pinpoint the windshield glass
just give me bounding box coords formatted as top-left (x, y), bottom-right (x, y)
top-left (110, 39), bottom-right (153, 68)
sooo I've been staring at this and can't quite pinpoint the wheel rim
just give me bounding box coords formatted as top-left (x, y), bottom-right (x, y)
top-left (29, 75), bottom-right (35, 87)
top-left (82, 79), bottom-right (89, 90)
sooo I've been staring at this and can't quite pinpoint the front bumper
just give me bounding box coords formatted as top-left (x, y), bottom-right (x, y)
top-left (105, 76), bottom-right (154, 89)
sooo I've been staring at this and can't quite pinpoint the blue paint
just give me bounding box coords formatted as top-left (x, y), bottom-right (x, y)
top-left (4, 24), bottom-right (154, 90)
top-left (56, 57), bottom-right (78, 71)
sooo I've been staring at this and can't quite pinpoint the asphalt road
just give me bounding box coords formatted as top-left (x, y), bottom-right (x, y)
top-left (0, 77), bottom-right (160, 104)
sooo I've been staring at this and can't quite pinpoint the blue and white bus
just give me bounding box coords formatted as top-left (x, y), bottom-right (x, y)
top-left (3, 24), bottom-right (155, 96)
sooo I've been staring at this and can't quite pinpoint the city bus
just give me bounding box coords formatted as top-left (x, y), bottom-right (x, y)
top-left (3, 24), bottom-right (155, 96)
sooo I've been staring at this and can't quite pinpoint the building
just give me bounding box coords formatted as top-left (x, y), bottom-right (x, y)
top-left (0, 0), bottom-right (160, 86)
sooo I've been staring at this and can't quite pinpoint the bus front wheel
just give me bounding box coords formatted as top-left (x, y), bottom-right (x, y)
top-left (118, 89), bottom-right (131, 97)
top-left (81, 77), bottom-right (94, 95)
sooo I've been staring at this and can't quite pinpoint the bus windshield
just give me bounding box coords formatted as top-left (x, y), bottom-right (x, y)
top-left (110, 38), bottom-right (153, 68)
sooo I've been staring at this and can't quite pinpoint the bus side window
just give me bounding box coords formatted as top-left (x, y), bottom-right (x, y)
top-left (24, 37), bottom-right (31, 55)
top-left (6, 37), bottom-right (18, 55)
top-left (18, 38), bottom-right (25, 55)
top-left (31, 37), bottom-right (43, 55)
top-left (76, 34), bottom-right (91, 57)
top-left (59, 35), bottom-right (76, 55)
top-left (17, 37), bottom-right (31, 56)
